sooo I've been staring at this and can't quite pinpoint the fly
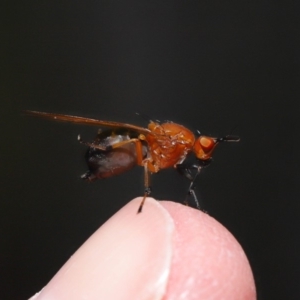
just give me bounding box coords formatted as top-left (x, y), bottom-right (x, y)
top-left (26, 110), bottom-right (240, 213)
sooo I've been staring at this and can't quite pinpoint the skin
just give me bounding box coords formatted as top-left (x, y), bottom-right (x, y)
top-left (29, 198), bottom-right (256, 300)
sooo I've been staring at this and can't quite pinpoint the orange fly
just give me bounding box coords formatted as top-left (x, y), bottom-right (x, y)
top-left (26, 110), bottom-right (240, 212)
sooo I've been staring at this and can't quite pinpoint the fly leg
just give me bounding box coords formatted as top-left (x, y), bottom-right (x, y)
top-left (98, 136), bottom-right (153, 213)
top-left (176, 163), bottom-right (202, 209)
top-left (137, 162), bottom-right (151, 214)
top-left (185, 169), bottom-right (201, 209)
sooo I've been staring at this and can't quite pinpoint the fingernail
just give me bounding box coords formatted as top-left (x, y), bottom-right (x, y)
top-left (31, 198), bottom-right (174, 300)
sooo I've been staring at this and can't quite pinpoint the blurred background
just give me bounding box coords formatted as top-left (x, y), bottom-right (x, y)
top-left (2, 0), bottom-right (300, 299)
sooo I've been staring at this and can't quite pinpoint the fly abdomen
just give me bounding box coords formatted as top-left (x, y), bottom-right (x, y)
top-left (81, 130), bottom-right (147, 181)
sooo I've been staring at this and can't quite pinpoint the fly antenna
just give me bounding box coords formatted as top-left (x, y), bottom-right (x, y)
top-left (218, 135), bottom-right (240, 142)
top-left (217, 123), bottom-right (240, 142)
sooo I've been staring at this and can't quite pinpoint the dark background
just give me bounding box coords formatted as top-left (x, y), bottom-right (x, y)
top-left (2, 0), bottom-right (300, 299)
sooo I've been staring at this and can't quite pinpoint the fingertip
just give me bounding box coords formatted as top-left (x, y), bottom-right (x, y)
top-left (29, 198), bottom-right (256, 300)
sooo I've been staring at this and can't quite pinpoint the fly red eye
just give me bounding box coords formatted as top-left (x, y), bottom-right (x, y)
top-left (193, 136), bottom-right (218, 160)
top-left (199, 137), bottom-right (215, 151)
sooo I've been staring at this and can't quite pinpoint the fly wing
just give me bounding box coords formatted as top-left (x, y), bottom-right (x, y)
top-left (25, 110), bottom-right (151, 135)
